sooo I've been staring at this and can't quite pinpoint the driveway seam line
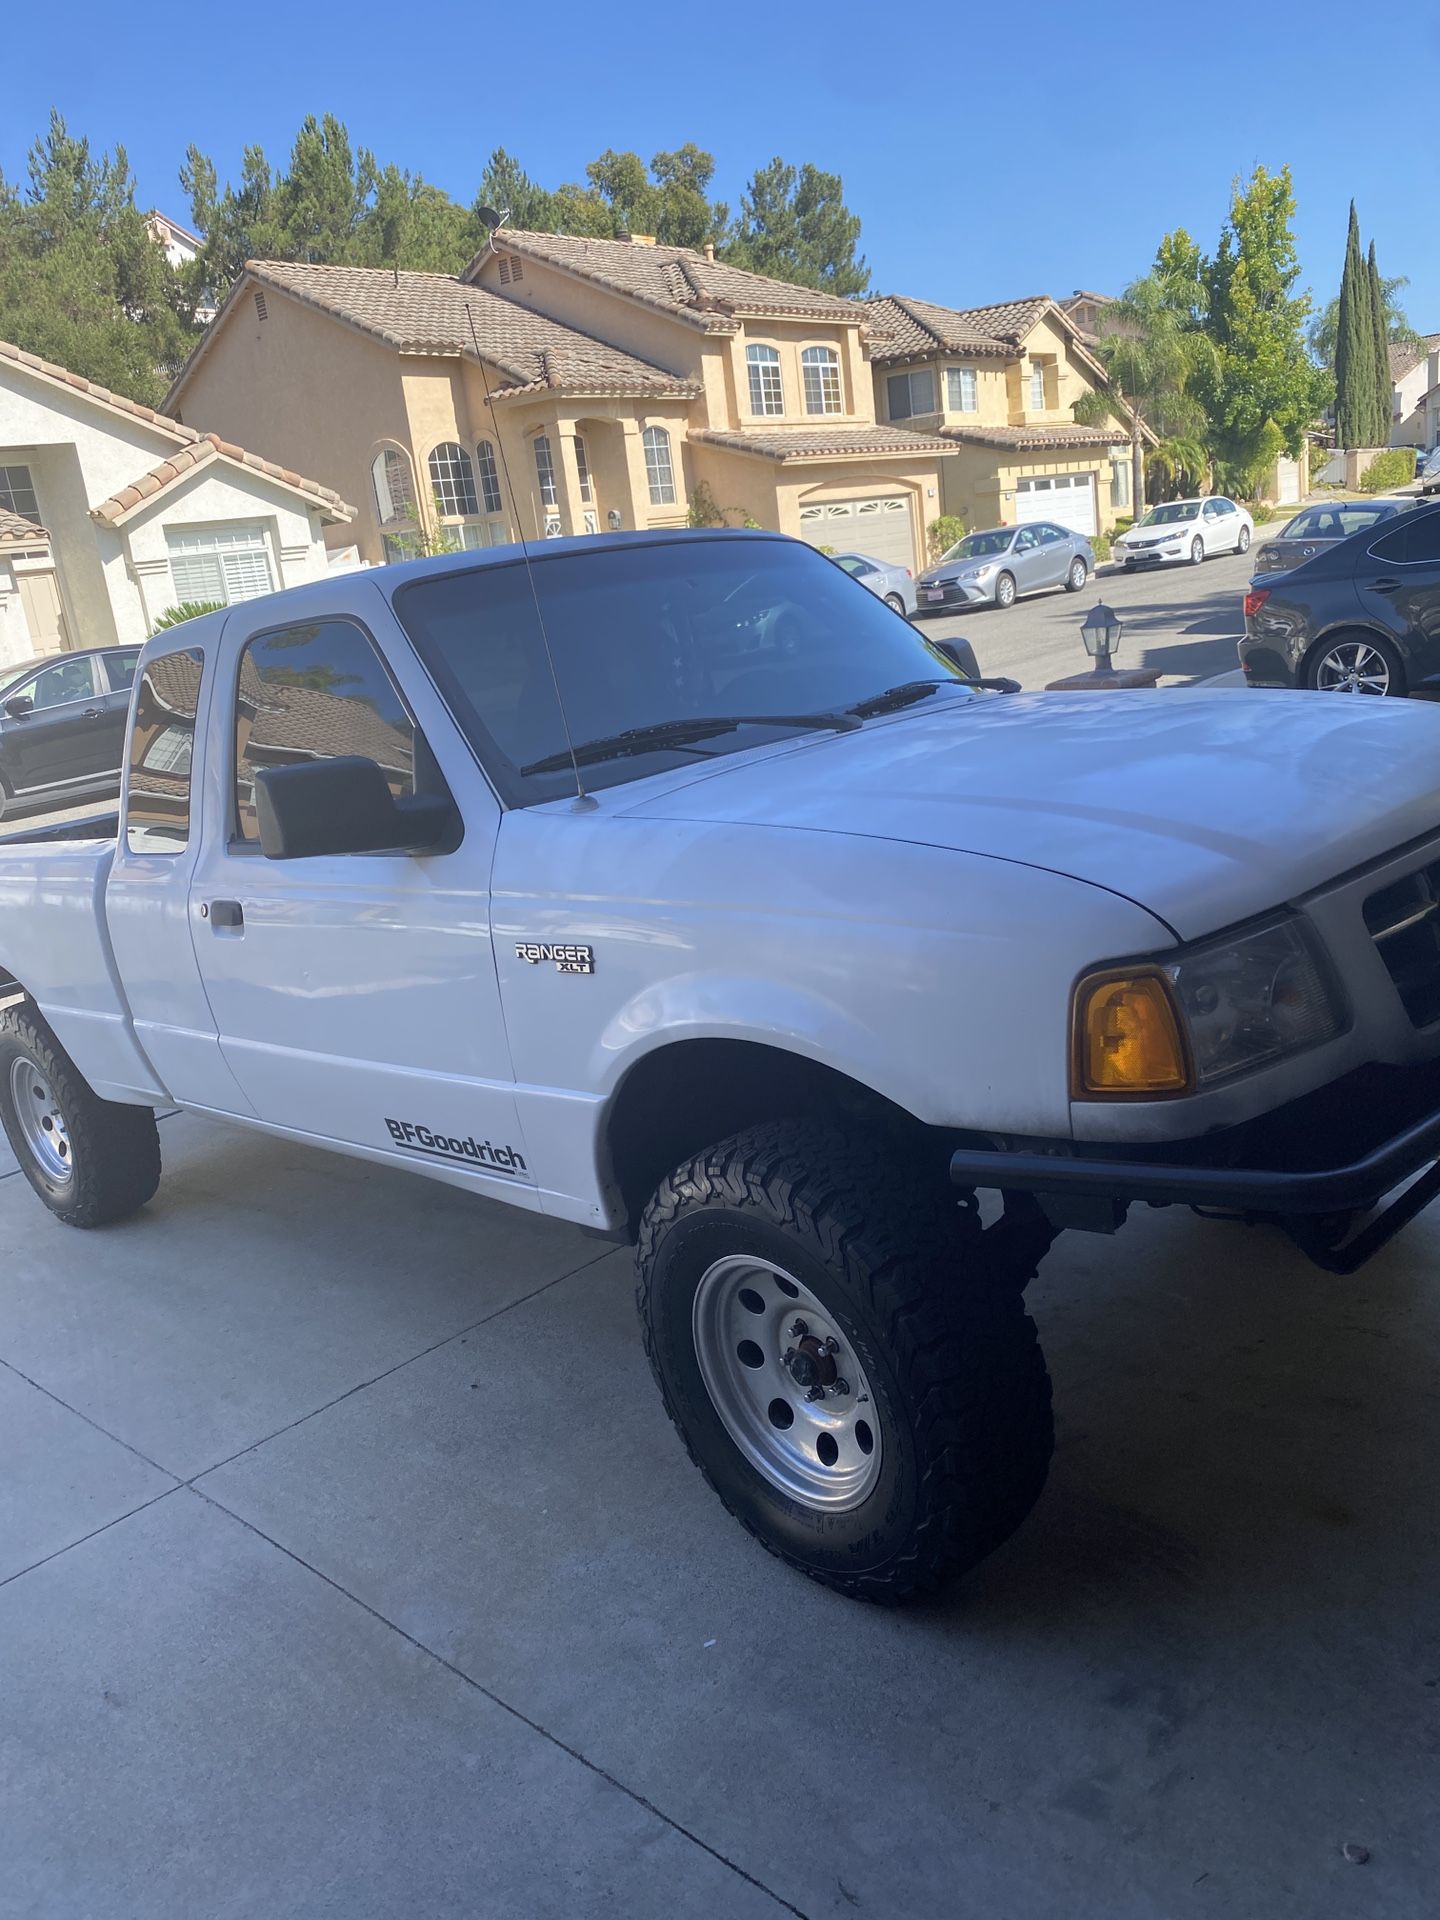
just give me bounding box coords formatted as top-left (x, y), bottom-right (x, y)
top-left (0, 1485), bottom-right (180, 1591)
top-left (192, 1484), bottom-right (812, 1919)
top-left (187, 1246), bottom-right (617, 1487)
top-left (0, 1354), bottom-right (180, 1480)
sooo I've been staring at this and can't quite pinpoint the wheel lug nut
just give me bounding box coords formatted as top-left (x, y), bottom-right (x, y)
top-left (834, 1379), bottom-right (849, 1396)
top-left (823, 1337), bottom-right (839, 1355)
top-left (789, 1319), bottom-right (808, 1338)
top-left (805, 1385), bottom-right (826, 1402)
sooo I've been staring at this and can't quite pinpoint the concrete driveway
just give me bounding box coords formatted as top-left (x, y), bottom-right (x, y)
top-left (4, 1111), bottom-right (1437, 1918)
top-left (923, 544), bottom-right (1258, 691)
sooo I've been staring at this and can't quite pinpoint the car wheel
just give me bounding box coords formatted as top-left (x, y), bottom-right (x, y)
top-left (883, 592), bottom-right (906, 614)
top-left (993, 571), bottom-right (1016, 609)
top-left (1236, 525), bottom-right (1252, 554)
top-left (1064, 556), bottom-right (1088, 593)
top-left (1306, 631), bottom-right (1405, 696)
top-left (635, 1119), bottom-right (1054, 1602)
top-left (1190, 537), bottom-right (1205, 565)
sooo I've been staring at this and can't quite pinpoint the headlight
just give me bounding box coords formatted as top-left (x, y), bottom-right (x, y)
top-left (1073, 917), bottom-right (1344, 1098)
top-left (961, 564), bottom-right (994, 579)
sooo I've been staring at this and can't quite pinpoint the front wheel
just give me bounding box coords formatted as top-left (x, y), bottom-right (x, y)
top-left (1190, 536), bottom-right (1205, 565)
top-left (1236, 524), bottom-right (1252, 554)
top-left (1064, 556), bottom-right (1088, 592)
top-left (0, 1003), bottom-right (161, 1226)
top-left (1306, 631), bottom-right (1404, 696)
top-left (993, 570), bottom-right (1017, 609)
top-left (636, 1121), bottom-right (1053, 1602)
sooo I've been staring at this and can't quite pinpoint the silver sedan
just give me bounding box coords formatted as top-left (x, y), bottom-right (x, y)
top-left (914, 521), bottom-right (1095, 611)
top-left (831, 551), bottom-right (917, 615)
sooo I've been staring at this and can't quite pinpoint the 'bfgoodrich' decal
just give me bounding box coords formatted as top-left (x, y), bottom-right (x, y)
top-left (385, 1118), bottom-right (530, 1178)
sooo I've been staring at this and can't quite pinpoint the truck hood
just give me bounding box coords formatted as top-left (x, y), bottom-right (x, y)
top-left (623, 690), bottom-right (1440, 940)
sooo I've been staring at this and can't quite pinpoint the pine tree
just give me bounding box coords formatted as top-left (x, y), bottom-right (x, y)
top-left (1334, 202), bottom-right (1378, 450)
top-left (1368, 241), bottom-right (1393, 446)
top-left (724, 159), bottom-right (868, 296)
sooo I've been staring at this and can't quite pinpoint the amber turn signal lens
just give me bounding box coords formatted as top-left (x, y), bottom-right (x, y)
top-left (1074, 972), bottom-right (1191, 1096)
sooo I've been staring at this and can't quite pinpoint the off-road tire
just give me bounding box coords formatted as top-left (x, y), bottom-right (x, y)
top-left (0, 1003), bottom-right (161, 1227)
top-left (635, 1120), bottom-right (1053, 1603)
top-left (993, 571), bottom-right (1017, 610)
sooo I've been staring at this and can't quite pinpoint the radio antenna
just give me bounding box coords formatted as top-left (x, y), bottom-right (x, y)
top-left (465, 300), bottom-right (592, 810)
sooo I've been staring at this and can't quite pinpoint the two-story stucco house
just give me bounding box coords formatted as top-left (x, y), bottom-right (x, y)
top-left (1389, 337), bottom-right (1440, 450)
top-left (165, 233), bottom-right (955, 578)
top-left (0, 338), bottom-right (353, 669)
top-left (862, 294), bottom-right (1147, 539)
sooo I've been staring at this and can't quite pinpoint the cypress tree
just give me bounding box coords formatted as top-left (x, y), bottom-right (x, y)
top-left (1334, 202), bottom-right (1377, 449)
top-left (1368, 241), bottom-right (1392, 446)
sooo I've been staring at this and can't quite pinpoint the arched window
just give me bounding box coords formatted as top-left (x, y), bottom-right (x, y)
top-left (746, 343), bottom-right (784, 416)
top-left (801, 346), bottom-right (842, 415)
top-left (533, 434), bottom-right (558, 510)
top-left (476, 440), bottom-right (503, 514)
top-left (642, 426), bottom-right (676, 506)
top-left (371, 446), bottom-right (416, 526)
top-left (428, 442), bottom-right (479, 518)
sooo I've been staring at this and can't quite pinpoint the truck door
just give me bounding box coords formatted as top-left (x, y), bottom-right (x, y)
top-left (185, 590), bottom-right (530, 1201)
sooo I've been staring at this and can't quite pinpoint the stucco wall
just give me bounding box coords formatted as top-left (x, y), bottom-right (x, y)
top-left (727, 318), bottom-right (874, 429)
top-left (471, 253), bottom-right (706, 385)
top-left (172, 283), bottom-right (411, 562)
top-left (940, 446), bottom-right (1118, 535)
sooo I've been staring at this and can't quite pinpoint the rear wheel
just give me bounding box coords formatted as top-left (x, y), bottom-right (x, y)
top-left (883, 592), bottom-right (906, 614)
top-left (636, 1120), bottom-right (1053, 1602)
top-left (0, 1003), bottom-right (161, 1226)
top-left (1065, 556), bottom-right (1088, 592)
top-left (993, 571), bottom-right (1017, 609)
top-left (1307, 631), bottom-right (1404, 696)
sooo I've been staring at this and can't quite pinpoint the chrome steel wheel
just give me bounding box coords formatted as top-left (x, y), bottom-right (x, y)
top-left (1313, 640), bottom-right (1393, 694)
top-left (691, 1255), bottom-right (883, 1511)
top-left (8, 1055), bottom-right (73, 1185)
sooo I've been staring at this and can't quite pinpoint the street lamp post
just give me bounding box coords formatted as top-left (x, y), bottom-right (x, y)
top-left (1080, 601), bottom-right (1123, 674)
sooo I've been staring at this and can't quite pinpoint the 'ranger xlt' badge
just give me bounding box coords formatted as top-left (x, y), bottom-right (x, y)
top-left (516, 942), bottom-right (594, 975)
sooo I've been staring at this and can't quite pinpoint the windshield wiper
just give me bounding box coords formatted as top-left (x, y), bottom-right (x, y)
top-left (519, 710), bottom-right (860, 776)
top-left (848, 680), bottom-right (953, 718)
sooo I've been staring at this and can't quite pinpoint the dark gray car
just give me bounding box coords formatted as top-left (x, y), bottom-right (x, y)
top-left (0, 645), bottom-right (141, 820)
top-left (915, 521), bottom-right (1094, 612)
top-left (1251, 497), bottom-right (1415, 575)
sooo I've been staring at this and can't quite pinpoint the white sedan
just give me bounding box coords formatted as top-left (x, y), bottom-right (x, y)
top-left (1115, 496), bottom-right (1254, 569)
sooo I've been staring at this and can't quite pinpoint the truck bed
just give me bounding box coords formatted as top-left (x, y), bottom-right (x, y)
top-left (0, 810), bottom-right (120, 847)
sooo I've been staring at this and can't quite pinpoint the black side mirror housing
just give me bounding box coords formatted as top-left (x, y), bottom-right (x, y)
top-left (254, 755), bottom-right (460, 860)
top-left (3, 695), bottom-right (34, 719)
top-left (934, 637), bottom-right (981, 679)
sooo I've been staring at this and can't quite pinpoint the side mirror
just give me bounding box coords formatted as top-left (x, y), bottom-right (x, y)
top-left (254, 755), bottom-right (460, 860)
top-left (934, 637), bottom-right (982, 679)
top-left (3, 695), bottom-right (34, 719)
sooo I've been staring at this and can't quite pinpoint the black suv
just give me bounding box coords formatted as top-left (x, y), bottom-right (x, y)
top-left (0, 645), bottom-right (141, 820)
top-left (1239, 503), bottom-right (1440, 696)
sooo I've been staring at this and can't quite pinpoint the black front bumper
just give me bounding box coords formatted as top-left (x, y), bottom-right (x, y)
top-left (949, 1061), bottom-right (1440, 1273)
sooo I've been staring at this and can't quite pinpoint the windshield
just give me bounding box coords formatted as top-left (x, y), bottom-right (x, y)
top-left (1140, 502), bottom-right (1200, 525)
top-left (940, 530), bottom-right (1013, 562)
top-left (1280, 503), bottom-right (1396, 540)
top-left (395, 536), bottom-right (978, 803)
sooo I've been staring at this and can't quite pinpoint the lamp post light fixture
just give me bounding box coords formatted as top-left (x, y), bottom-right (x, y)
top-left (1080, 601), bottom-right (1123, 674)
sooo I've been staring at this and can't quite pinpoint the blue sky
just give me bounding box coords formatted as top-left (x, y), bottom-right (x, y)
top-left (10, 0), bottom-right (1437, 330)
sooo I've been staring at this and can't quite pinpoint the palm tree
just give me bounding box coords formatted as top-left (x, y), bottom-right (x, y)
top-left (1074, 274), bottom-right (1214, 511)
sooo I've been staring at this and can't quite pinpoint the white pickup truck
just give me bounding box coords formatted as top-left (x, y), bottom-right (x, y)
top-left (5, 529), bottom-right (1440, 1603)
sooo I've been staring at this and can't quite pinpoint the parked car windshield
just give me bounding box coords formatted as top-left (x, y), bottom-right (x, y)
top-left (1140, 503), bottom-right (1200, 525)
top-left (1280, 503), bottom-right (1399, 540)
top-left (396, 535), bottom-right (978, 804)
top-left (0, 657), bottom-right (47, 697)
top-left (940, 530), bottom-right (1014, 561)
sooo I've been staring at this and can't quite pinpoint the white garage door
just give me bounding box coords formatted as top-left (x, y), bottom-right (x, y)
top-left (1015, 473), bottom-right (1096, 537)
top-left (798, 496), bottom-right (914, 570)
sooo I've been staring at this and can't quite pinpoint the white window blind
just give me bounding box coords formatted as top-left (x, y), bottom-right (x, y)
top-left (946, 367), bottom-right (978, 412)
top-left (166, 525), bottom-right (275, 605)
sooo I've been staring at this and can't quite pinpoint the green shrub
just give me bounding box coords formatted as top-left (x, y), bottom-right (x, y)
top-left (1358, 447), bottom-right (1417, 494)
top-left (1242, 502), bottom-right (1277, 525)
top-left (1112, 515), bottom-right (1135, 536)
top-left (926, 514), bottom-right (965, 563)
top-left (1090, 531), bottom-right (1113, 562)
top-left (151, 601), bottom-right (223, 631)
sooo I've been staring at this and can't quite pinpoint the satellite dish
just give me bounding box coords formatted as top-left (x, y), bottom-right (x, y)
top-left (477, 205), bottom-right (508, 232)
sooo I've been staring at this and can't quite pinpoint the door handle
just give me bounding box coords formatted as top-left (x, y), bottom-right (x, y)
top-left (1370, 579), bottom-right (1402, 594)
top-left (82, 707), bottom-right (104, 719)
top-left (206, 899), bottom-right (244, 931)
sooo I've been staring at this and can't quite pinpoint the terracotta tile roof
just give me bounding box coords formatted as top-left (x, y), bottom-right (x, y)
top-left (690, 424), bottom-right (952, 462)
top-left (468, 231), bottom-right (864, 331)
top-left (1391, 336), bottom-right (1440, 381)
top-left (863, 293), bottom-right (1054, 364)
top-left (936, 422), bottom-right (1131, 452)
top-left (0, 507), bottom-right (48, 546)
top-left (0, 336), bottom-right (354, 525)
top-left (243, 262), bottom-right (700, 400)
top-left (92, 434), bottom-right (352, 527)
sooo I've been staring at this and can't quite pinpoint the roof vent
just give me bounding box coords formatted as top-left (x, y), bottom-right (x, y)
top-left (702, 241), bottom-right (715, 263)
top-left (498, 256), bottom-right (510, 285)
top-left (628, 234), bottom-right (657, 247)
top-left (253, 289), bottom-right (268, 322)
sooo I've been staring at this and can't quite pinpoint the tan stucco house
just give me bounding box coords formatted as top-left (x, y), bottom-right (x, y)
top-left (862, 293), bottom-right (1147, 539)
top-left (0, 338), bottom-right (353, 669)
top-left (1389, 336), bottom-right (1440, 449)
top-left (165, 233), bottom-right (959, 577)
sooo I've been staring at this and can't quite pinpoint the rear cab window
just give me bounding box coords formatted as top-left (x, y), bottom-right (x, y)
top-left (124, 647), bottom-right (204, 854)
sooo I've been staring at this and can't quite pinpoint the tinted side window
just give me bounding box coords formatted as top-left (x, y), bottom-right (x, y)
top-left (30, 657), bottom-right (97, 709)
top-left (1369, 522), bottom-right (1411, 564)
top-left (125, 648), bottom-right (203, 855)
top-left (234, 618), bottom-right (415, 842)
top-left (104, 650), bottom-right (141, 692)
top-left (1403, 513), bottom-right (1440, 565)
